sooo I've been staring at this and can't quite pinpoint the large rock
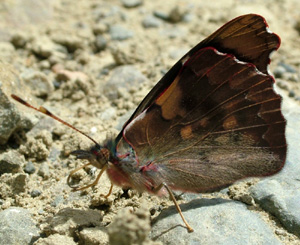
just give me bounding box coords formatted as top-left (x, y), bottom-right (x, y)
top-left (150, 199), bottom-right (281, 245)
top-left (250, 94), bottom-right (300, 237)
top-left (0, 207), bottom-right (40, 244)
top-left (0, 63), bottom-right (21, 144)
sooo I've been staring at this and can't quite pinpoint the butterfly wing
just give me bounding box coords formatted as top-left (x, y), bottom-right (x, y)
top-left (119, 46), bottom-right (286, 192)
top-left (198, 14), bottom-right (279, 74)
top-left (116, 14), bottom-right (280, 143)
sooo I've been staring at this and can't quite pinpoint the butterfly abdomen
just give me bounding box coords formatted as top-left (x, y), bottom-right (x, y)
top-left (106, 164), bottom-right (132, 189)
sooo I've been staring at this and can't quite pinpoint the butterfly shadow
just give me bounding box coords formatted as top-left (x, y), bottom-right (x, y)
top-left (151, 197), bottom-right (232, 237)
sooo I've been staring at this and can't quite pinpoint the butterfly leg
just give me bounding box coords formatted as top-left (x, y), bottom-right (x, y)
top-left (67, 163), bottom-right (107, 191)
top-left (67, 162), bottom-right (91, 189)
top-left (101, 183), bottom-right (114, 198)
top-left (153, 183), bottom-right (194, 232)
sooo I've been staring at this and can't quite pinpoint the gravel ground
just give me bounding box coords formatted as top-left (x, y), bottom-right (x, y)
top-left (0, 0), bottom-right (300, 244)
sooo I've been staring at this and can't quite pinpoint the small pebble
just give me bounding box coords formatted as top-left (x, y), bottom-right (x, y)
top-left (39, 60), bottom-right (51, 69)
top-left (0, 151), bottom-right (24, 175)
top-left (183, 13), bottom-right (194, 22)
top-left (160, 26), bottom-right (187, 38)
top-left (0, 42), bottom-right (15, 60)
top-left (38, 162), bottom-right (50, 179)
top-left (48, 148), bottom-right (61, 162)
top-left (51, 195), bottom-right (64, 207)
top-left (276, 80), bottom-right (289, 90)
top-left (142, 15), bottom-right (162, 28)
top-left (30, 189), bottom-right (42, 198)
top-left (94, 35), bottom-right (107, 52)
top-left (294, 19), bottom-right (300, 34)
top-left (20, 70), bottom-right (54, 97)
top-left (51, 33), bottom-right (83, 52)
top-left (53, 80), bottom-right (61, 89)
top-left (109, 24), bottom-right (134, 41)
top-left (168, 6), bottom-right (187, 23)
top-left (153, 10), bottom-right (169, 21)
top-left (31, 36), bottom-right (62, 58)
top-left (78, 227), bottom-right (109, 245)
top-left (288, 90), bottom-right (295, 98)
top-left (104, 65), bottom-right (147, 100)
top-left (273, 66), bottom-right (286, 78)
top-left (149, 207), bottom-right (156, 215)
top-left (122, 0), bottom-right (143, 8)
top-left (92, 22), bottom-right (108, 35)
top-left (24, 161), bottom-right (36, 174)
top-left (278, 62), bottom-right (296, 73)
top-left (10, 31), bottom-right (29, 48)
top-left (100, 107), bottom-right (117, 121)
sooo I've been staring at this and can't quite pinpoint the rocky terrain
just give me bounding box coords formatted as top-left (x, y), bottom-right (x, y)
top-left (0, 0), bottom-right (300, 244)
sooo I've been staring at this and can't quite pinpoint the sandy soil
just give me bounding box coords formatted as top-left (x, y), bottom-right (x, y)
top-left (0, 0), bottom-right (300, 244)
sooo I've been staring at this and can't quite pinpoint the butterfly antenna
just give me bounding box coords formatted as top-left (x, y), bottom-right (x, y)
top-left (11, 94), bottom-right (99, 146)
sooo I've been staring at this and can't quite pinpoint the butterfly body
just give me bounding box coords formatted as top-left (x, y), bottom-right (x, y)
top-left (92, 138), bottom-right (164, 195)
top-left (106, 159), bottom-right (162, 194)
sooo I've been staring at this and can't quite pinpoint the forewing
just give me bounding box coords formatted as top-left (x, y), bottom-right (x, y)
top-left (116, 14), bottom-right (279, 143)
top-left (121, 47), bottom-right (286, 192)
top-left (199, 14), bottom-right (279, 74)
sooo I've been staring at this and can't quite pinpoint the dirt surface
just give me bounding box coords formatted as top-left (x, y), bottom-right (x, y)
top-left (0, 0), bottom-right (300, 244)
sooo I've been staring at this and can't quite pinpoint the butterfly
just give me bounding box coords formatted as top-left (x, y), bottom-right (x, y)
top-left (11, 14), bottom-right (287, 232)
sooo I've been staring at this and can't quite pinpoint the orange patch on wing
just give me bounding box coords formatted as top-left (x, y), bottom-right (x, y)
top-left (223, 115), bottom-right (238, 130)
top-left (198, 117), bottom-right (209, 128)
top-left (180, 125), bottom-right (194, 140)
top-left (224, 100), bottom-right (237, 111)
top-left (156, 75), bottom-right (186, 120)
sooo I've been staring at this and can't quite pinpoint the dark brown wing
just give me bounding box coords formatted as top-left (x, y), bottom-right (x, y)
top-left (121, 47), bottom-right (286, 192)
top-left (116, 14), bottom-right (280, 143)
top-left (199, 14), bottom-right (279, 74)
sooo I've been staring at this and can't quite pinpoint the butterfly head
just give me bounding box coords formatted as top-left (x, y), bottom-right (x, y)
top-left (71, 144), bottom-right (110, 169)
top-left (10, 94), bottom-right (115, 191)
